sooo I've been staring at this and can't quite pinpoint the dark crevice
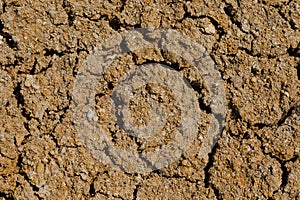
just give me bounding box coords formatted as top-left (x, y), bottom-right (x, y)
top-left (59, 105), bottom-right (70, 122)
top-left (239, 47), bottom-right (261, 58)
top-left (206, 16), bottom-right (226, 41)
top-left (62, 0), bottom-right (76, 26)
top-left (254, 134), bottom-right (298, 197)
top-left (49, 132), bottom-right (60, 148)
top-left (250, 105), bottom-right (299, 130)
top-left (267, 54), bottom-right (277, 59)
top-left (45, 106), bottom-right (72, 148)
top-left (88, 173), bottom-right (126, 200)
top-left (89, 182), bottom-right (96, 197)
top-left (44, 49), bottom-right (66, 57)
top-left (120, 0), bottom-right (127, 12)
top-left (180, 4), bottom-right (210, 22)
top-left (204, 143), bottom-right (221, 199)
top-left (132, 184), bottom-right (140, 200)
top-left (17, 155), bottom-right (40, 196)
top-left (0, 192), bottom-right (14, 200)
top-left (132, 23), bottom-right (142, 29)
top-left (132, 52), bottom-right (214, 115)
top-left (23, 122), bottom-right (30, 133)
top-left (13, 82), bottom-right (24, 107)
top-left (107, 82), bottom-right (114, 90)
top-left (20, 133), bottom-right (32, 145)
top-left (223, 4), bottom-right (247, 34)
top-left (228, 99), bottom-right (242, 121)
top-left (190, 81), bottom-right (211, 113)
top-left (155, 169), bottom-right (197, 184)
top-left (252, 122), bottom-right (273, 129)
top-left (181, 5), bottom-right (226, 41)
top-left (242, 131), bottom-right (251, 139)
top-left (40, 59), bottom-right (53, 74)
top-left (277, 105), bottom-right (297, 126)
top-left (21, 108), bottom-right (32, 121)
top-left (95, 93), bottom-right (105, 99)
top-left (278, 9), bottom-right (298, 30)
top-left (30, 58), bottom-right (54, 75)
top-left (281, 164), bottom-right (289, 189)
top-left (29, 59), bottom-right (38, 75)
top-left (16, 154), bottom-right (23, 170)
top-left (297, 64), bottom-right (300, 80)
top-left (2, 2), bottom-right (7, 13)
top-left (204, 144), bottom-right (217, 188)
top-left (198, 98), bottom-right (212, 114)
top-left (109, 16), bottom-right (122, 31)
top-left (287, 44), bottom-right (300, 57)
top-left (107, 121), bottom-right (158, 173)
top-left (251, 65), bottom-right (260, 75)
top-left (252, 105), bottom-right (299, 195)
top-left (224, 5), bottom-right (236, 19)
top-left (19, 171), bottom-right (40, 192)
top-left (72, 56), bottom-right (79, 77)
top-left (285, 156), bottom-right (299, 163)
top-left (0, 20), bottom-right (18, 50)
top-left (76, 48), bottom-right (87, 54)
top-left (275, 160), bottom-right (290, 192)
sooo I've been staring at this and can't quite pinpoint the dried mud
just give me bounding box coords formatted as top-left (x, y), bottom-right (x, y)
top-left (0, 0), bottom-right (299, 199)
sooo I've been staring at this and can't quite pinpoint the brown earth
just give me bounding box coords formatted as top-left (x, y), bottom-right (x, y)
top-left (0, 0), bottom-right (299, 199)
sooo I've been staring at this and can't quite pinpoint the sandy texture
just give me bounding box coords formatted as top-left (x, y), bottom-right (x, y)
top-left (0, 0), bottom-right (299, 199)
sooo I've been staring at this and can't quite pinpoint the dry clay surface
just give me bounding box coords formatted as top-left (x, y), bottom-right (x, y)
top-left (0, 0), bottom-right (300, 199)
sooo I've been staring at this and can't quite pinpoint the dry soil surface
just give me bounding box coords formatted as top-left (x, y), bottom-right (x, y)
top-left (0, 0), bottom-right (300, 199)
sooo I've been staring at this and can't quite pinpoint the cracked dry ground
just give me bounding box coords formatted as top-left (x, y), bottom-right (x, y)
top-left (0, 0), bottom-right (300, 199)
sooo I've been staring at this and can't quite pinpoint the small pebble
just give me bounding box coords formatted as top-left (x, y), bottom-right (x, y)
top-left (0, 35), bottom-right (3, 45)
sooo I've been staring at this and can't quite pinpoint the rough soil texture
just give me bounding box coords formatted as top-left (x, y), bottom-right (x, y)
top-left (0, 0), bottom-right (299, 199)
